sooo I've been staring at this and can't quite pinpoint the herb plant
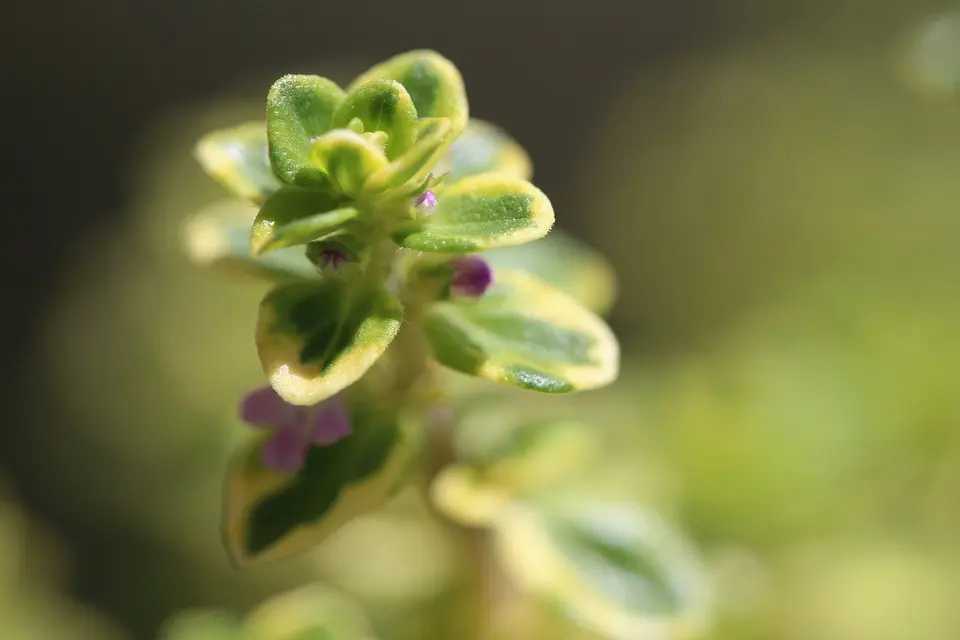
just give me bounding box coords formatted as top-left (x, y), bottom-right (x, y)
top-left (173, 50), bottom-right (707, 640)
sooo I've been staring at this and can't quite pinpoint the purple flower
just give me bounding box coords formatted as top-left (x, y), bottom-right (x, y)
top-left (450, 255), bottom-right (493, 298)
top-left (413, 189), bottom-right (437, 210)
top-left (239, 386), bottom-right (352, 472)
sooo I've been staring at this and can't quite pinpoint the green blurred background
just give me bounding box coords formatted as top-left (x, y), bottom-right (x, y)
top-left (5, 0), bottom-right (960, 637)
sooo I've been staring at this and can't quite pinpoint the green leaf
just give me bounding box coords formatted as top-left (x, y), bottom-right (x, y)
top-left (483, 229), bottom-right (617, 316)
top-left (394, 174), bottom-right (554, 252)
top-left (348, 50), bottom-right (468, 140)
top-left (158, 611), bottom-right (244, 640)
top-left (250, 186), bottom-right (354, 256)
top-left (423, 269), bottom-right (618, 393)
top-left (332, 79), bottom-right (419, 159)
top-left (194, 122), bottom-right (282, 204)
top-left (309, 130), bottom-right (390, 197)
top-left (493, 497), bottom-right (710, 640)
top-left (223, 397), bottom-right (411, 567)
top-left (181, 200), bottom-right (319, 282)
top-left (256, 208), bottom-right (358, 256)
top-left (245, 585), bottom-right (377, 639)
top-left (267, 74), bottom-right (345, 186)
top-left (437, 118), bottom-right (532, 182)
top-left (463, 418), bottom-right (598, 480)
top-left (256, 279), bottom-right (403, 405)
top-left (363, 117), bottom-right (451, 195)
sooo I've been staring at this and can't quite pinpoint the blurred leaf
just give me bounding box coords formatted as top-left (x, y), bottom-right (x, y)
top-left (311, 493), bottom-right (458, 604)
top-left (245, 584), bottom-right (377, 639)
top-left (267, 74), bottom-right (345, 186)
top-left (423, 269), bottom-right (618, 393)
top-left (161, 585), bottom-right (377, 640)
top-left (224, 398), bottom-right (411, 567)
top-left (394, 174), bottom-right (555, 252)
top-left (194, 122), bottom-right (282, 204)
top-left (493, 497), bottom-right (710, 640)
top-left (182, 199), bottom-right (320, 281)
top-left (430, 465), bottom-right (512, 528)
top-left (332, 79), bottom-right (419, 159)
top-left (256, 279), bottom-right (402, 405)
top-left (432, 418), bottom-right (600, 526)
top-left (158, 610), bottom-right (244, 640)
top-left (438, 118), bottom-right (532, 182)
top-left (483, 229), bottom-right (617, 316)
top-left (462, 418), bottom-right (598, 488)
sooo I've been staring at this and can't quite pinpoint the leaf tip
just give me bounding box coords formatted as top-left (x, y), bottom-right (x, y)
top-left (248, 222), bottom-right (274, 257)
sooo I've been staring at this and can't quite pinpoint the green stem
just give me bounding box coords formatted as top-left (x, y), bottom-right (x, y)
top-left (385, 236), bottom-right (499, 640)
top-left (468, 528), bottom-right (500, 640)
top-left (414, 395), bottom-right (500, 640)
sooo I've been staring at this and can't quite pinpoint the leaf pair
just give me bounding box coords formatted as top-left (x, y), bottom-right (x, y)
top-left (246, 163), bottom-right (556, 262)
top-left (431, 413), bottom-right (710, 640)
top-left (181, 196), bottom-right (616, 318)
top-left (183, 198), bottom-right (616, 322)
top-left (255, 266), bottom-right (617, 408)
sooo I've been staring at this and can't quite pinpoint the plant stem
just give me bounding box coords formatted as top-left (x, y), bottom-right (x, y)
top-left (416, 402), bottom-right (501, 640)
top-left (467, 527), bottom-right (501, 640)
top-left (388, 242), bottom-right (500, 640)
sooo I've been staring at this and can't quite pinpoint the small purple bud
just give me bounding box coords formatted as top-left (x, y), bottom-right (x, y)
top-left (319, 249), bottom-right (349, 271)
top-left (413, 190), bottom-right (437, 210)
top-left (306, 242), bottom-right (353, 272)
top-left (450, 255), bottom-right (493, 298)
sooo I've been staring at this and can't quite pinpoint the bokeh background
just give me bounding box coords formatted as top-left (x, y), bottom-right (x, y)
top-left (5, 0), bottom-right (960, 637)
